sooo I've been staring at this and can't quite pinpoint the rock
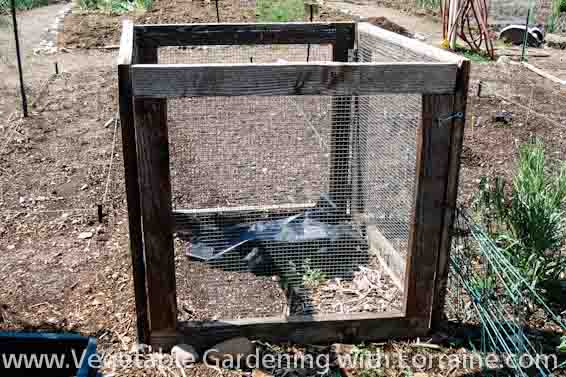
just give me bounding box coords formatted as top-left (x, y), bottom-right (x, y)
top-left (546, 33), bottom-right (566, 49)
top-left (78, 231), bottom-right (93, 240)
top-left (80, 184), bottom-right (89, 191)
top-left (353, 275), bottom-right (371, 291)
top-left (252, 369), bottom-right (274, 377)
top-left (494, 111), bottom-right (512, 124)
top-left (413, 32), bottom-right (428, 41)
top-left (207, 337), bottom-right (255, 364)
top-left (171, 344), bottom-right (199, 366)
top-left (331, 343), bottom-right (354, 355)
top-left (496, 55), bottom-right (510, 65)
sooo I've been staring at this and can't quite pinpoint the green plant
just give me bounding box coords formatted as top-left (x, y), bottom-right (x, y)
top-left (0, 0), bottom-right (48, 11)
top-left (473, 139), bottom-right (566, 291)
top-left (256, 0), bottom-right (304, 22)
top-left (77, 0), bottom-right (152, 13)
top-left (301, 258), bottom-right (327, 288)
top-left (415, 0), bottom-right (440, 10)
top-left (454, 46), bottom-right (491, 63)
top-left (558, 336), bottom-right (566, 353)
top-left (358, 368), bottom-right (386, 377)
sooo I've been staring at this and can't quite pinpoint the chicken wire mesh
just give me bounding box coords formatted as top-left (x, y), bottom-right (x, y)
top-left (157, 38), bottom-right (419, 321)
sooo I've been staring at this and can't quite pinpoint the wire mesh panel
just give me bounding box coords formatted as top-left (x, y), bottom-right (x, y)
top-left (159, 44), bottom-right (333, 64)
top-left (155, 33), bottom-right (422, 321)
top-left (358, 28), bottom-right (440, 63)
top-left (169, 95), bottom-right (416, 320)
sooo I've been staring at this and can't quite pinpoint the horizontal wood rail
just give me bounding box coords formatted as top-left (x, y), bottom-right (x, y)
top-left (132, 62), bottom-right (458, 97)
top-left (151, 314), bottom-right (428, 350)
top-left (134, 22), bottom-right (355, 47)
top-left (358, 22), bottom-right (464, 64)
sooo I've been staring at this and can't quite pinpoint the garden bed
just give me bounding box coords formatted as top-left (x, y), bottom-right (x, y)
top-left (59, 0), bottom-right (350, 49)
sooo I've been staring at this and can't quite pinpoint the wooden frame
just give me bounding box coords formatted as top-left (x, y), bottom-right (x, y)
top-left (118, 20), bottom-right (469, 350)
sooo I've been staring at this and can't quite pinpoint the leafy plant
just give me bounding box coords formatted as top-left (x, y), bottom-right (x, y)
top-left (473, 139), bottom-right (566, 292)
top-left (77, 0), bottom-right (153, 13)
top-left (454, 46), bottom-right (492, 63)
top-left (256, 0), bottom-right (304, 22)
top-left (302, 258), bottom-right (326, 288)
top-left (558, 336), bottom-right (566, 353)
top-left (0, 0), bottom-right (48, 11)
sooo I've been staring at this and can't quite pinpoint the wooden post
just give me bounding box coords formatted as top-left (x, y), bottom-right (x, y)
top-left (329, 24), bottom-right (355, 215)
top-left (118, 20), bottom-right (150, 346)
top-left (405, 60), bottom-right (469, 323)
top-left (431, 60), bottom-right (470, 327)
top-left (135, 45), bottom-right (177, 348)
top-left (404, 95), bottom-right (455, 320)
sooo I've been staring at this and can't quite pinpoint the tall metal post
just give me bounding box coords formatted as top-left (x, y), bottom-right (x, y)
top-left (10, 0), bottom-right (28, 117)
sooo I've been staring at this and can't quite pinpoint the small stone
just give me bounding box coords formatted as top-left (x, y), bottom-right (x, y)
top-left (547, 33), bottom-right (566, 49)
top-left (7, 245), bottom-right (15, 250)
top-left (78, 231), bottom-right (93, 240)
top-left (494, 111), bottom-right (512, 124)
top-left (332, 343), bottom-right (354, 354)
top-left (207, 337), bottom-right (255, 364)
top-left (496, 55), bottom-right (510, 65)
top-left (171, 344), bottom-right (199, 366)
top-left (80, 184), bottom-right (88, 191)
top-left (271, 275), bottom-right (280, 282)
top-left (253, 369), bottom-right (274, 377)
top-left (413, 32), bottom-right (427, 41)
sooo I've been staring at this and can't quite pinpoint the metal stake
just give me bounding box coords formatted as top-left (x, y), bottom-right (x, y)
top-left (10, 0), bottom-right (28, 117)
top-left (215, 0), bottom-right (220, 23)
top-left (521, 8), bottom-right (531, 62)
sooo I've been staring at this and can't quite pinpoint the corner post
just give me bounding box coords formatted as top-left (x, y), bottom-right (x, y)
top-left (118, 20), bottom-right (150, 346)
top-left (134, 43), bottom-right (178, 349)
top-left (405, 59), bottom-right (469, 324)
top-left (431, 60), bottom-right (470, 327)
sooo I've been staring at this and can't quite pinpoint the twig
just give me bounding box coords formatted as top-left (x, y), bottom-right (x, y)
top-left (410, 342), bottom-right (442, 350)
top-left (102, 117), bottom-right (119, 204)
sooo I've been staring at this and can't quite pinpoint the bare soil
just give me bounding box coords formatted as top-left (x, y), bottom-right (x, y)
top-left (60, 0), bottom-right (351, 49)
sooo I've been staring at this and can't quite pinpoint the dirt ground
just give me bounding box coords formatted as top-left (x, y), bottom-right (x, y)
top-left (1, 1), bottom-right (566, 376)
top-left (60, 0), bottom-right (350, 49)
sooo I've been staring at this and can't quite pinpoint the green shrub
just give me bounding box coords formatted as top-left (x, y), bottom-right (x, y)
top-left (474, 139), bottom-right (566, 291)
top-left (0, 0), bottom-right (49, 11)
top-left (78, 0), bottom-right (153, 13)
top-left (256, 0), bottom-right (304, 22)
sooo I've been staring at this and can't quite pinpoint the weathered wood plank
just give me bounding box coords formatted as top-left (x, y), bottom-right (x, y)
top-left (118, 20), bottom-right (134, 65)
top-left (134, 92), bottom-right (177, 344)
top-left (173, 203), bottom-right (316, 232)
top-left (158, 314), bottom-right (429, 351)
top-left (132, 62), bottom-right (458, 97)
top-left (358, 22), bottom-right (463, 64)
top-left (118, 62), bottom-right (149, 345)
top-left (431, 59), bottom-right (470, 327)
top-left (367, 226), bottom-right (404, 290)
top-left (404, 93), bottom-right (454, 321)
top-left (134, 22), bottom-right (355, 47)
